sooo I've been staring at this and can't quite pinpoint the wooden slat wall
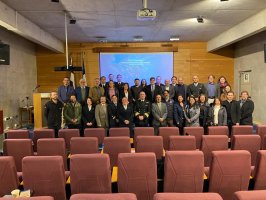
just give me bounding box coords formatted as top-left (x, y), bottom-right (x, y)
top-left (36, 42), bottom-right (234, 92)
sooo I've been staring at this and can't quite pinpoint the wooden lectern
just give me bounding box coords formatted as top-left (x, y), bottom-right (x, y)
top-left (33, 93), bottom-right (50, 128)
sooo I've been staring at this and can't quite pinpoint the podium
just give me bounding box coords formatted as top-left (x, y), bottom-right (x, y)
top-left (33, 93), bottom-right (50, 128)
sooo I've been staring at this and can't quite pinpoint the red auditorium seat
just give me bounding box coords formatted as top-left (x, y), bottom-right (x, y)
top-left (208, 150), bottom-right (251, 200)
top-left (253, 150), bottom-right (266, 190)
top-left (118, 153), bottom-right (157, 200)
top-left (22, 156), bottom-right (66, 200)
top-left (232, 125), bottom-right (253, 136)
top-left (84, 128), bottom-right (105, 145)
top-left (70, 154), bottom-right (111, 194)
top-left (37, 138), bottom-right (68, 171)
top-left (33, 129), bottom-right (55, 151)
top-left (0, 156), bottom-right (19, 197)
top-left (164, 151), bottom-right (204, 192)
top-left (200, 135), bottom-right (228, 167)
top-left (208, 126), bottom-right (228, 135)
top-left (256, 125), bottom-right (266, 149)
top-left (168, 135), bottom-right (196, 151)
top-left (3, 139), bottom-right (33, 172)
top-left (70, 193), bottom-right (137, 200)
top-left (233, 190), bottom-right (266, 200)
top-left (58, 129), bottom-right (80, 150)
top-left (231, 135), bottom-right (261, 166)
top-left (109, 127), bottom-right (130, 137)
top-left (154, 193), bottom-right (223, 200)
top-left (70, 137), bottom-right (98, 155)
top-left (158, 127), bottom-right (179, 150)
top-left (103, 137), bottom-right (131, 168)
top-left (184, 127), bottom-right (204, 149)
top-left (134, 127), bottom-right (154, 147)
top-left (135, 136), bottom-right (163, 160)
top-left (6, 129), bottom-right (29, 139)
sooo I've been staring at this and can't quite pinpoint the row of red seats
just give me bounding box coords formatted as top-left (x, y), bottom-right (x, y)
top-left (2, 150), bottom-right (266, 200)
top-left (6, 125), bottom-right (266, 150)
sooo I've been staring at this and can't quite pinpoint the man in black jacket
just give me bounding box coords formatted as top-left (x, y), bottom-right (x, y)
top-left (44, 91), bottom-right (64, 137)
top-left (222, 91), bottom-right (240, 136)
top-left (145, 77), bottom-right (162, 103)
top-left (239, 91), bottom-right (254, 125)
top-left (118, 97), bottom-right (134, 137)
top-left (134, 91), bottom-right (151, 127)
top-left (187, 75), bottom-right (206, 101)
top-left (107, 95), bottom-right (120, 128)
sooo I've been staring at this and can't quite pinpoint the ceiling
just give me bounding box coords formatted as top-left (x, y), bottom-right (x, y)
top-left (1, 0), bottom-right (266, 43)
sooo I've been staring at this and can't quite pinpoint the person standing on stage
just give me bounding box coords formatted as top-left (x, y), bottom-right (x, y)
top-left (44, 91), bottom-right (64, 137)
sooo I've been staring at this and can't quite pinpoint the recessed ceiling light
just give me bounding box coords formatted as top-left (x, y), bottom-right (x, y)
top-left (170, 36), bottom-right (180, 41)
top-left (197, 16), bottom-right (204, 23)
top-left (69, 18), bottom-right (76, 24)
top-left (220, 0), bottom-right (229, 1)
top-left (51, 0), bottom-right (59, 2)
top-left (133, 36), bottom-right (143, 41)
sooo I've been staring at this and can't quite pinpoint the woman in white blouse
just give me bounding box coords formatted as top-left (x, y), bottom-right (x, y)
top-left (209, 98), bottom-right (227, 126)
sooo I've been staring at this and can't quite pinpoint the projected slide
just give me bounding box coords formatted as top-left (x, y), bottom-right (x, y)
top-left (100, 53), bottom-right (173, 86)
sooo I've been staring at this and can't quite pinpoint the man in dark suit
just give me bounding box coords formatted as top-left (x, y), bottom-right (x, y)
top-left (156, 76), bottom-right (165, 90)
top-left (118, 97), bottom-right (134, 137)
top-left (187, 75), bottom-right (206, 100)
top-left (175, 77), bottom-right (187, 102)
top-left (145, 77), bottom-right (162, 103)
top-left (58, 77), bottom-right (75, 105)
top-left (239, 91), bottom-right (254, 125)
top-left (99, 76), bottom-right (108, 93)
top-left (75, 78), bottom-right (90, 105)
top-left (131, 78), bottom-right (142, 102)
top-left (115, 74), bottom-right (125, 93)
top-left (222, 91), bottom-right (240, 136)
top-left (107, 95), bottom-right (120, 127)
top-left (134, 91), bottom-right (151, 127)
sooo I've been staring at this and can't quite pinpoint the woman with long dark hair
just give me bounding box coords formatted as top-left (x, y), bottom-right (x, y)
top-left (173, 95), bottom-right (186, 134)
top-left (183, 96), bottom-right (200, 127)
top-left (198, 94), bottom-right (210, 133)
top-left (209, 98), bottom-right (227, 126)
top-left (82, 97), bottom-right (95, 129)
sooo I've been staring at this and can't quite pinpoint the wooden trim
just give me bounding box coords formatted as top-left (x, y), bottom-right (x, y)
top-left (92, 46), bottom-right (178, 53)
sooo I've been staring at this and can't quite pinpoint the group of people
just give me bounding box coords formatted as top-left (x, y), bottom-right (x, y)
top-left (44, 73), bottom-right (254, 137)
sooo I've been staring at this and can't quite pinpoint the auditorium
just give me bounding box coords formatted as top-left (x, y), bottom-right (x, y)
top-left (1, 0), bottom-right (266, 199)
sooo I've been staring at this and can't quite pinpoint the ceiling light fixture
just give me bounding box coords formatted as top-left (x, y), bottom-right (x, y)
top-left (220, 0), bottom-right (229, 1)
top-left (69, 18), bottom-right (76, 24)
top-left (51, 0), bottom-right (59, 2)
top-left (197, 16), bottom-right (204, 23)
top-left (133, 36), bottom-right (143, 42)
top-left (170, 36), bottom-right (180, 41)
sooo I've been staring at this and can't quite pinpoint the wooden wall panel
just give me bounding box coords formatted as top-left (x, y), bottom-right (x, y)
top-left (36, 42), bottom-right (234, 93)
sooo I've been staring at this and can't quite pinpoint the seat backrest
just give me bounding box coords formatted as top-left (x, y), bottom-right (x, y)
top-left (3, 139), bottom-right (33, 172)
top-left (84, 128), bottom-right (105, 145)
top-left (70, 137), bottom-right (98, 155)
top-left (118, 153), bottom-right (157, 200)
top-left (184, 127), bottom-right (204, 149)
top-left (134, 127), bottom-right (154, 147)
top-left (135, 136), bottom-right (163, 159)
top-left (154, 193), bottom-right (223, 200)
top-left (253, 150), bottom-right (266, 190)
top-left (70, 154), bottom-right (111, 194)
top-left (200, 135), bottom-right (228, 167)
top-left (169, 136), bottom-right (196, 151)
top-left (70, 193), bottom-right (137, 200)
top-left (232, 135), bottom-right (261, 166)
top-left (103, 137), bottom-right (131, 168)
top-left (256, 125), bottom-right (266, 149)
top-left (33, 129), bottom-right (55, 151)
top-left (109, 128), bottom-right (130, 137)
top-left (58, 129), bottom-right (80, 150)
top-left (0, 197), bottom-right (54, 200)
top-left (0, 156), bottom-right (19, 197)
top-left (232, 125), bottom-right (253, 136)
top-left (208, 126), bottom-right (228, 136)
top-left (233, 190), bottom-right (266, 200)
top-left (7, 130), bottom-right (29, 139)
top-left (22, 156), bottom-right (66, 200)
top-left (164, 151), bottom-right (204, 192)
top-left (159, 127), bottom-right (179, 150)
top-left (208, 150), bottom-right (251, 200)
top-left (37, 138), bottom-right (67, 170)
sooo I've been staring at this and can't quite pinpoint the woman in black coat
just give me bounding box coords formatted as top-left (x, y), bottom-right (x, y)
top-left (119, 83), bottom-right (133, 103)
top-left (82, 97), bottom-right (96, 129)
top-left (173, 95), bottom-right (186, 135)
top-left (199, 94), bottom-right (210, 133)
